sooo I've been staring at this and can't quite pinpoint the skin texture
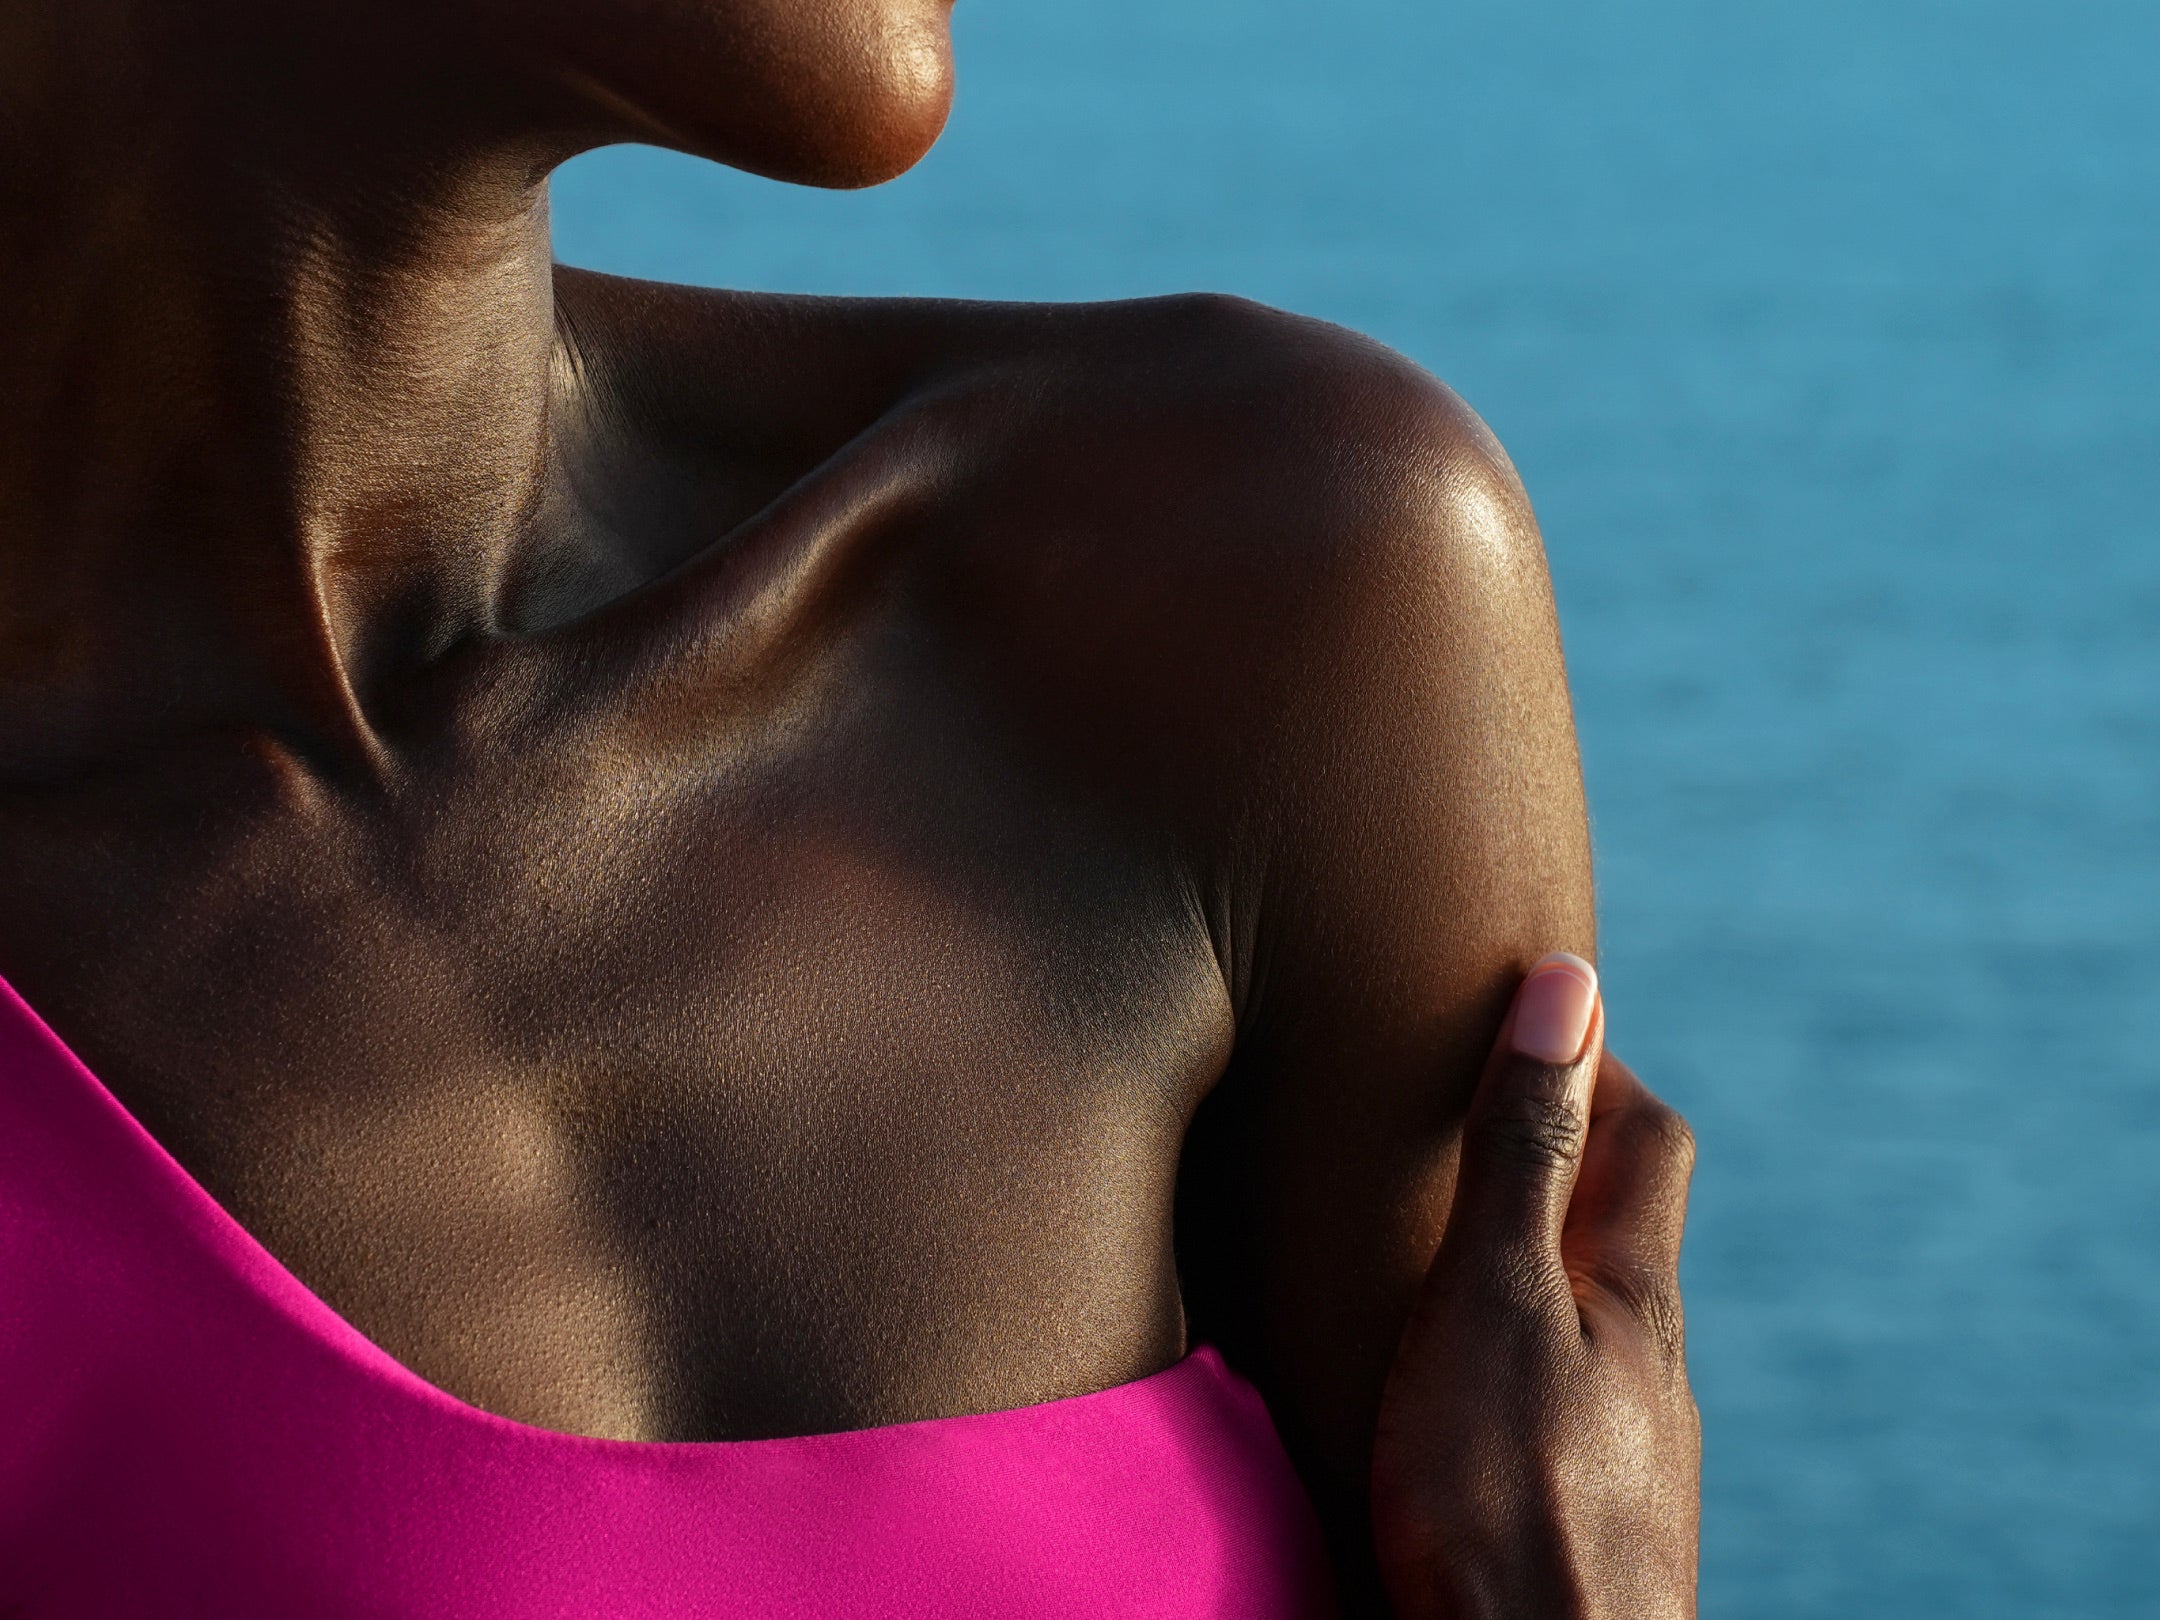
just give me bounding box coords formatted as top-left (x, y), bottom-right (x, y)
top-left (0, 1), bottom-right (1690, 1611)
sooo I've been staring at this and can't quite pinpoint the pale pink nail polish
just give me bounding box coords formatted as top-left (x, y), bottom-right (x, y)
top-left (1510, 952), bottom-right (1599, 1064)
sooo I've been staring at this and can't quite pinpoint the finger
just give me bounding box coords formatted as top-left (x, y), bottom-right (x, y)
top-left (1587, 1047), bottom-right (1654, 1120)
top-left (1443, 953), bottom-right (1605, 1275)
top-left (1563, 1051), bottom-right (1697, 1346)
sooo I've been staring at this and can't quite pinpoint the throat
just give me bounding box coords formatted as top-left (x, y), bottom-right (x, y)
top-left (0, 15), bottom-right (579, 779)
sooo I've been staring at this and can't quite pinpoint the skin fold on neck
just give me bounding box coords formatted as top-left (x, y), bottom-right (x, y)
top-left (0, 5), bottom-right (596, 782)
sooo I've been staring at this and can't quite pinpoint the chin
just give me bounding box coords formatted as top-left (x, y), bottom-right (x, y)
top-left (537, 1), bottom-right (958, 190)
top-left (772, 22), bottom-right (956, 190)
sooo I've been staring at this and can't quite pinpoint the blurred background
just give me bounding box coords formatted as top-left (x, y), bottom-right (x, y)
top-left (551, 1), bottom-right (2160, 1613)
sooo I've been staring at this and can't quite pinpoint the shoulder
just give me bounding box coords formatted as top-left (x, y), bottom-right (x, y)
top-left (950, 291), bottom-right (1546, 669)
top-left (557, 268), bottom-right (1535, 572)
top-left (917, 294), bottom-right (1559, 830)
top-left (957, 292), bottom-right (1535, 559)
top-left (555, 270), bottom-right (1561, 844)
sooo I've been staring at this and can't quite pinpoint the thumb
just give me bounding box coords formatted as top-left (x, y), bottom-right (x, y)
top-left (1444, 953), bottom-right (1605, 1275)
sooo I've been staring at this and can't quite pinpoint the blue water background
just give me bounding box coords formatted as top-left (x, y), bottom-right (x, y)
top-left (552, 3), bottom-right (2160, 1612)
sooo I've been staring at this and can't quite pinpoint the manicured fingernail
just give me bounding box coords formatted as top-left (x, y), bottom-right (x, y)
top-left (1511, 952), bottom-right (1599, 1064)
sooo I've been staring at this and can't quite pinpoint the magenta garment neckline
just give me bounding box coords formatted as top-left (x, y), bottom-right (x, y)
top-left (0, 967), bottom-right (1192, 1452)
top-left (0, 962), bottom-right (1339, 1618)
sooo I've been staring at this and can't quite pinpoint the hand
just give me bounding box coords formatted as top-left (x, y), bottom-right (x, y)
top-left (1370, 954), bottom-right (1700, 1619)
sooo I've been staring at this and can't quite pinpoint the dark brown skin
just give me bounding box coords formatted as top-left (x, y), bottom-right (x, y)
top-left (1376, 991), bottom-right (1700, 1619)
top-left (0, 1), bottom-right (1693, 1611)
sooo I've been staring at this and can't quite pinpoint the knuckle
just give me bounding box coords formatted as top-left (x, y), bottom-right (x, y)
top-left (1651, 1105), bottom-right (1698, 1174)
top-left (1640, 1285), bottom-right (1690, 1365)
top-left (1621, 1099), bottom-right (1697, 1178)
top-left (1581, 1257), bottom-right (1689, 1363)
top-left (1477, 1096), bottom-right (1585, 1174)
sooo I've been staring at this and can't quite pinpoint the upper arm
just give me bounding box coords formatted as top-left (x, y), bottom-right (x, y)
top-left (916, 293), bottom-right (1591, 1555)
top-left (1162, 309), bottom-right (1595, 1582)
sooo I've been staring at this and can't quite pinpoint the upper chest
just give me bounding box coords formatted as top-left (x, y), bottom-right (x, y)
top-left (0, 654), bottom-right (1233, 1435)
top-left (0, 293), bottom-right (1284, 1434)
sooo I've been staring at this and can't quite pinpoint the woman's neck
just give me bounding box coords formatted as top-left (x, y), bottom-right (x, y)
top-left (0, 7), bottom-right (580, 781)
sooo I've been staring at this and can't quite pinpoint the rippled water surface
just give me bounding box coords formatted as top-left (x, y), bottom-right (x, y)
top-left (554, 3), bottom-right (2160, 1612)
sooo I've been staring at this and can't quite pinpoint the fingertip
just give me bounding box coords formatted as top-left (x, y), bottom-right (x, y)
top-left (1509, 953), bottom-right (1600, 1065)
top-left (1536, 950), bottom-right (1597, 982)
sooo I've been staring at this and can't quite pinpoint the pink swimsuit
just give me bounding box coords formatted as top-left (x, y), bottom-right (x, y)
top-left (0, 976), bottom-right (1335, 1617)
